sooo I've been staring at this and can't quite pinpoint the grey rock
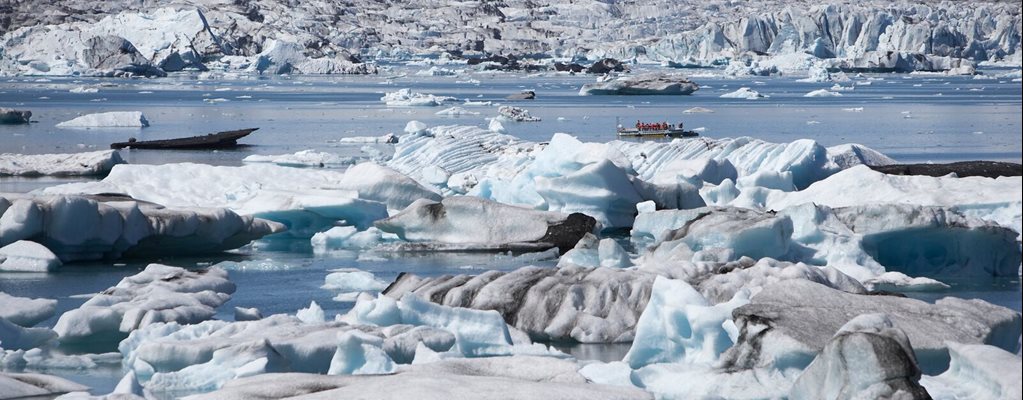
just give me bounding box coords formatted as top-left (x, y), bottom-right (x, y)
top-left (0, 108), bottom-right (31, 124)
top-left (81, 35), bottom-right (166, 77)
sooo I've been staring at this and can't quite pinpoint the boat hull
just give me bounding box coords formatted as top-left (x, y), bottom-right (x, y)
top-left (111, 128), bottom-right (258, 150)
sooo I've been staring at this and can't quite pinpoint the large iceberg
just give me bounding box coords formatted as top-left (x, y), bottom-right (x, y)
top-left (375, 196), bottom-right (595, 252)
top-left (722, 279), bottom-right (1021, 374)
top-left (54, 264), bottom-right (236, 347)
top-left (579, 73), bottom-right (699, 95)
top-left (383, 265), bottom-right (654, 343)
top-left (189, 357), bottom-right (651, 400)
top-left (39, 163), bottom-right (388, 238)
top-left (0, 150), bottom-right (124, 177)
top-left (56, 112), bottom-right (150, 128)
top-left (1, 193), bottom-right (282, 263)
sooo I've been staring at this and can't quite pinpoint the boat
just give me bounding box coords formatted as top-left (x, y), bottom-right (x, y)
top-left (616, 122), bottom-right (698, 138)
top-left (110, 128), bottom-right (258, 150)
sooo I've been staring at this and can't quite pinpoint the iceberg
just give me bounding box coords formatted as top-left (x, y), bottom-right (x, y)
top-left (323, 269), bottom-right (389, 293)
top-left (789, 314), bottom-right (930, 400)
top-left (0, 240), bottom-right (61, 272)
top-left (188, 357), bottom-right (651, 400)
top-left (0, 150), bottom-right (124, 177)
top-left (920, 343), bottom-right (1023, 400)
top-left (56, 111), bottom-right (150, 128)
top-left (623, 277), bottom-right (748, 369)
top-left (722, 279), bottom-right (1022, 374)
top-left (242, 150), bottom-right (356, 168)
top-left (383, 265), bottom-right (655, 343)
top-left (579, 73), bottom-right (699, 95)
top-left (374, 196), bottom-right (595, 252)
top-left (1, 193), bottom-right (282, 263)
top-left (54, 264), bottom-right (236, 347)
top-left (0, 372), bottom-right (88, 399)
top-left (719, 87), bottom-right (767, 99)
top-left (0, 293), bottom-right (56, 328)
top-left (435, 106), bottom-right (478, 116)
top-left (497, 106), bottom-right (541, 122)
top-left (338, 163), bottom-right (442, 211)
top-left (0, 317), bottom-right (57, 350)
top-left (40, 163), bottom-right (388, 237)
top-left (381, 89), bottom-right (456, 106)
top-left (803, 89), bottom-right (842, 97)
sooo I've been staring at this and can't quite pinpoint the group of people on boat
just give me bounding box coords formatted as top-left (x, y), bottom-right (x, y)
top-left (635, 120), bottom-right (681, 131)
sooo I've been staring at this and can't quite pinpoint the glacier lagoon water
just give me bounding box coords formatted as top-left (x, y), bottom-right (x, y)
top-left (1, 67), bottom-right (1021, 394)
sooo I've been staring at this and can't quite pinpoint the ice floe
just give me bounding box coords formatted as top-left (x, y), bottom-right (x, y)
top-left (0, 240), bottom-right (61, 272)
top-left (374, 196), bottom-right (595, 252)
top-left (54, 264), bottom-right (236, 347)
top-left (242, 150), bottom-right (356, 168)
top-left (0, 372), bottom-right (88, 399)
top-left (56, 111), bottom-right (149, 128)
top-left (189, 357), bottom-right (650, 400)
top-left (381, 89), bottom-right (456, 106)
top-left (0, 150), bottom-right (124, 177)
top-left (579, 73), bottom-right (699, 95)
top-left (719, 87), bottom-right (767, 99)
top-left (40, 163), bottom-right (387, 238)
top-left (384, 265), bottom-right (654, 343)
top-left (722, 279), bottom-right (1021, 374)
top-left (496, 106), bottom-right (541, 122)
top-left (0, 193), bottom-right (282, 264)
top-left (0, 293), bottom-right (56, 328)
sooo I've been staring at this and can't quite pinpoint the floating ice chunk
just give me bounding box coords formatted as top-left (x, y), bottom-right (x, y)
top-left (375, 196), bottom-right (594, 252)
top-left (496, 106), bottom-right (540, 122)
top-left (1, 194), bottom-right (282, 263)
top-left (762, 165), bottom-right (1022, 235)
top-left (842, 107), bottom-right (864, 112)
top-left (339, 163), bottom-right (442, 210)
top-left (0, 150), bottom-right (124, 177)
top-left (323, 269), bottom-right (388, 293)
top-left (434, 106), bottom-right (478, 116)
top-left (0, 372), bottom-right (88, 399)
top-left (296, 301), bottom-right (326, 324)
top-left (825, 144), bottom-right (897, 169)
top-left (920, 343), bottom-right (1023, 400)
top-left (120, 315), bottom-right (383, 392)
top-left (719, 87), bottom-right (766, 99)
top-left (40, 163), bottom-right (386, 237)
top-left (311, 226), bottom-right (394, 252)
top-left (682, 107), bottom-right (713, 114)
top-left (69, 86), bottom-right (99, 94)
top-left (862, 272), bottom-right (950, 292)
top-left (487, 118), bottom-right (506, 133)
top-left (381, 89), bottom-right (455, 106)
top-left (0, 293), bottom-right (56, 327)
top-left (790, 313), bottom-right (929, 400)
top-left (56, 112), bottom-right (149, 128)
top-left (723, 279), bottom-right (1022, 374)
top-left (242, 150), bottom-right (356, 168)
top-left (404, 121), bottom-right (428, 135)
top-left (579, 73), bottom-right (699, 95)
top-left (53, 264), bottom-right (235, 347)
top-left (414, 66), bottom-right (459, 76)
top-left (0, 240), bottom-right (61, 272)
top-left (623, 277), bottom-right (748, 368)
top-left (233, 307), bottom-right (262, 321)
top-left (337, 133), bottom-right (399, 144)
top-left (328, 330), bottom-right (396, 375)
top-left (383, 265), bottom-right (655, 343)
top-left (803, 89), bottom-right (842, 97)
top-left (0, 317), bottom-right (57, 350)
top-left (191, 356), bottom-right (650, 400)
top-left (557, 233), bottom-right (600, 268)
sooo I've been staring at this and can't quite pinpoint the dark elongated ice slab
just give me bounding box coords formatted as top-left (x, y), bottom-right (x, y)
top-left (721, 279), bottom-right (1022, 375)
top-left (375, 196), bottom-right (596, 252)
top-left (0, 194), bottom-right (284, 265)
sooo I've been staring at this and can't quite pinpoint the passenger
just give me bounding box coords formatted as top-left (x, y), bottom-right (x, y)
top-left (636, 120), bottom-right (642, 129)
